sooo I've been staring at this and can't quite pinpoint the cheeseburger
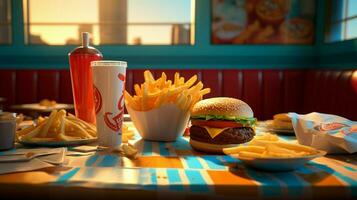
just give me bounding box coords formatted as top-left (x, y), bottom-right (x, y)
top-left (189, 97), bottom-right (256, 153)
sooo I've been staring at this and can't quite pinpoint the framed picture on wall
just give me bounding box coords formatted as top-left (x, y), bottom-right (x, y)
top-left (211, 0), bottom-right (316, 45)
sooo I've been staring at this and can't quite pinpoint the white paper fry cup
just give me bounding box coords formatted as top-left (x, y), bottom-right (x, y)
top-left (126, 103), bottom-right (190, 142)
top-left (91, 61), bottom-right (127, 148)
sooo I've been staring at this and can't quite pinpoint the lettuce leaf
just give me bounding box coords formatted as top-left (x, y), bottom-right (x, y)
top-left (191, 115), bottom-right (257, 126)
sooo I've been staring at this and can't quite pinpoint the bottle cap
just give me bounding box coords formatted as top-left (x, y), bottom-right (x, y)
top-left (82, 32), bottom-right (90, 47)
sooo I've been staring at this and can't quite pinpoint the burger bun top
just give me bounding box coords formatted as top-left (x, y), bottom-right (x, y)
top-left (191, 97), bottom-right (253, 118)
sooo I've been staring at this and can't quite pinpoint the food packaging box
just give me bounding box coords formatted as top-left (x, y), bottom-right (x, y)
top-left (289, 112), bottom-right (357, 154)
top-left (126, 103), bottom-right (190, 142)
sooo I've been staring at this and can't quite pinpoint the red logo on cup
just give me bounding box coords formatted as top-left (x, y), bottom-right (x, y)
top-left (104, 73), bottom-right (126, 132)
top-left (93, 85), bottom-right (102, 114)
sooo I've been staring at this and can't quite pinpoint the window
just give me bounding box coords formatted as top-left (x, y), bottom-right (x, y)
top-left (211, 0), bottom-right (316, 45)
top-left (325, 0), bottom-right (357, 42)
top-left (0, 0), bottom-right (11, 44)
top-left (23, 0), bottom-right (195, 45)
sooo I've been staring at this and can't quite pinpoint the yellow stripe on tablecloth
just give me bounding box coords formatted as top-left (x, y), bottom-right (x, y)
top-left (155, 168), bottom-right (169, 186)
top-left (128, 156), bottom-right (183, 168)
top-left (179, 157), bottom-right (189, 169)
top-left (196, 157), bottom-right (213, 170)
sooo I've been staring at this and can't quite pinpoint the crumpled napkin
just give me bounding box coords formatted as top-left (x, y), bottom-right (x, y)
top-left (0, 147), bottom-right (66, 174)
top-left (289, 112), bottom-right (357, 154)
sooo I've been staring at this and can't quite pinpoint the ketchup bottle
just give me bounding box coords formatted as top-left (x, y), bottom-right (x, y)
top-left (69, 32), bottom-right (102, 124)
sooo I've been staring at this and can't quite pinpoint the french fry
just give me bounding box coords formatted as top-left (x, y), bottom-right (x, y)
top-left (179, 77), bottom-right (185, 85)
top-left (38, 116), bottom-right (45, 124)
top-left (266, 144), bottom-right (298, 155)
top-left (56, 116), bottom-right (67, 141)
top-left (141, 83), bottom-right (148, 110)
top-left (262, 151), bottom-right (295, 158)
top-left (20, 122), bottom-right (46, 141)
top-left (159, 72), bottom-right (167, 89)
top-left (239, 151), bottom-right (264, 158)
top-left (65, 118), bottom-right (93, 139)
top-left (175, 93), bottom-right (186, 109)
top-left (86, 129), bottom-right (97, 137)
top-left (38, 110), bottom-right (57, 137)
top-left (122, 135), bottom-right (129, 143)
top-left (122, 124), bottom-right (135, 143)
top-left (273, 142), bottom-right (317, 154)
top-left (165, 80), bottom-right (172, 88)
top-left (121, 144), bottom-right (138, 159)
top-left (185, 75), bottom-right (197, 88)
top-left (124, 131), bottom-right (135, 139)
top-left (174, 72), bottom-right (180, 86)
top-left (57, 133), bottom-right (81, 141)
top-left (154, 88), bottom-right (168, 107)
top-left (50, 109), bottom-right (66, 136)
top-left (134, 84), bottom-right (142, 96)
top-left (254, 132), bottom-right (279, 141)
top-left (223, 146), bottom-right (265, 154)
top-left (144, 70), bottom-right (155, 83)
top-left (16, 125), bottom-right (37, 138)
top-left (67, 114), bottom-right (96, 132)
top-left (199, 88), bottom-right (211, 96)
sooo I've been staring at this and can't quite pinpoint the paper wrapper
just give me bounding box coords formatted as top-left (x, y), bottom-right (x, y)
top-left (126, 103), bottom-right (190, 142)
top-left (289, 112), bottom-right (357, 154)
top-left (0, 148), bottom-right (66, 174)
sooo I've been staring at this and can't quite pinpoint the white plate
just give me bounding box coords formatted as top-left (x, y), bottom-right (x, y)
top-left (19, 138), bottom-right (97, 147)
top-left (11, 103), bottom-right (74, 112)
top-left (231, 150), bottom-right (326, 171)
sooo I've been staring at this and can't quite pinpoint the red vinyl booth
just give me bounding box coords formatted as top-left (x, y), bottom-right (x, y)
top-left (0, 69), bottom-right (356, 120)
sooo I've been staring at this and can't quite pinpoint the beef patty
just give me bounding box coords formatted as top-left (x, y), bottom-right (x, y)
top-left (189, 125), bottom-right (255, 144)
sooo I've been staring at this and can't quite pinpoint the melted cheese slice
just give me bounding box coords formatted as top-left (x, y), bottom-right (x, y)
top-left (203, 126), bottom-right (230, 139)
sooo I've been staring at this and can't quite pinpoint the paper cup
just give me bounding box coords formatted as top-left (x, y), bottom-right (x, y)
top-left (0, 112), bottom-right (16, 151)
top-left (126, 103), bottom-right (190, 142)
top-left (91, 61), bottom-right (127, 148)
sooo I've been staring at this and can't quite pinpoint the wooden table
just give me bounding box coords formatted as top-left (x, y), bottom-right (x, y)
top-left (0, 123), bottom-right (356, 200)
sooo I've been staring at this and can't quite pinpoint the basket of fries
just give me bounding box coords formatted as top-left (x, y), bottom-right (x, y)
top-left (125, 70), bottom-right (210, 142)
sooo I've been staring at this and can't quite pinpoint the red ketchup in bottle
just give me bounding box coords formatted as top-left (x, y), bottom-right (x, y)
top-left (68, 32), bottom-right (102, 124)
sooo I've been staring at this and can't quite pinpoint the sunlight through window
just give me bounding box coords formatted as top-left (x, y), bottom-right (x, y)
top-left (23, 0), bottom-right (195, 45)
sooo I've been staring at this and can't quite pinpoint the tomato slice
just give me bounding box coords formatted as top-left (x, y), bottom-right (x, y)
top-left (191, 119), bottom-right (242, 128)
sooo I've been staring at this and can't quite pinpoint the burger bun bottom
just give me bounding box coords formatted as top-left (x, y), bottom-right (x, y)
top-left (189, 139), bottom-right (239, 154)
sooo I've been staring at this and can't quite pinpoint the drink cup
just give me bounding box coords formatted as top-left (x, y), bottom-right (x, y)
top-left (91, 61), bottom-right (127, 148)
top-left (0, 112), bottom-right (16, 151)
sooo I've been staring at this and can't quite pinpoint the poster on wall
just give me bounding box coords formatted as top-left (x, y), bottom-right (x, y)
top-left (212, 0), bottom-right (316, 45)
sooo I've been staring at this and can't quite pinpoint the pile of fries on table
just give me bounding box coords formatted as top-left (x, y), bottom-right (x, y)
top-left (223, 133), bottom-right (322, 158)
top-left (17, 109), bottom-right (96, 142)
